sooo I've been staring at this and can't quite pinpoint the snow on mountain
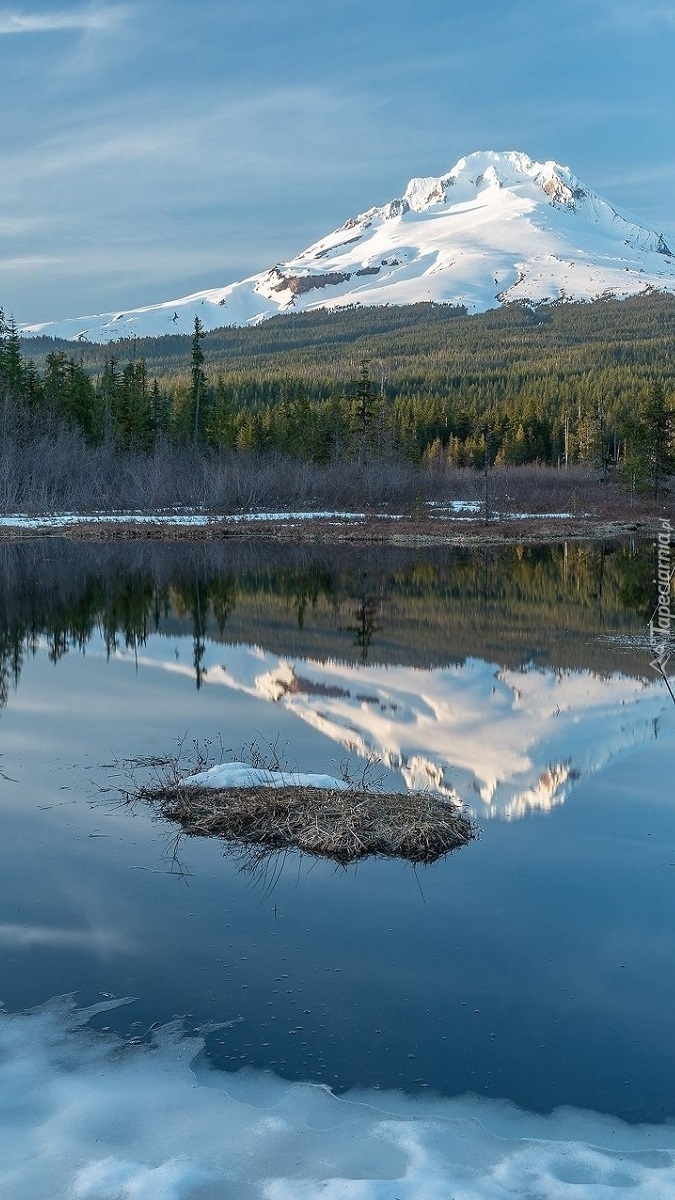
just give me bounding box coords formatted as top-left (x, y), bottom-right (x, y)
top-left (107, 635), bottom-right (671, 820)
top-left (21, 150), bottom-right (675, 343)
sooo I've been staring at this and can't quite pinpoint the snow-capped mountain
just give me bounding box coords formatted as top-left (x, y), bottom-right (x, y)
top-left (22, 150), bottom-right (675, 343)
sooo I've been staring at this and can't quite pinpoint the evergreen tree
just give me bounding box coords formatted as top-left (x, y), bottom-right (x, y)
top-left (642, 379), bottom-right (673, 498)
top-left (352, 359), bottom-right (377, 458)
top-left (0, 314), bottom-right (27, 396)
top-left (117, 360), bottom-right (152, 450)
top-left (150, 378), bottom-right (168, 439)
top-left (191, 317), bottom-right (207, 443)
top-left (44, 352), bottom-right (96, 438)
top-left (621, 379), bottom-right (673, 498)
top-left (207, 377), bottom-right (236, 448)
top-left (99, 356), bottom-right (121, 443)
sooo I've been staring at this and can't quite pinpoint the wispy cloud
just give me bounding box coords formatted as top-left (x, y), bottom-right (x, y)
top-left (598, 161), bottom-right (675, 189)
top-left (0, 215), bottom-right (58, 235)
top-left (1, 79), bottom-right (387, 320)
top-left (0, 4), bottom-right (127, 35)
top-left (0, 84), bottom-right (368, 186)
top-left (0, 922), bottom-right (134, 953)
top-left (0, 254), bottom-right (64, 269)
top-left (599, 1), bottom-right (675, 29)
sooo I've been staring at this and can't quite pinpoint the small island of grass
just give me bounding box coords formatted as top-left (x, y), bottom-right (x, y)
top-left (128, 760), bottom-right (477, 866)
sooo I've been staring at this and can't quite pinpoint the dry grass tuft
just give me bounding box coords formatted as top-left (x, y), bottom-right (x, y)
top-left (135, 779), bottom-right (476, 865)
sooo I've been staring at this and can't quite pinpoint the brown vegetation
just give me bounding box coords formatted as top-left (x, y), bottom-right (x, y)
top-left (133, 778), bottom-right (477, 866)
top-left (0, 451), bottom-right (671, 543)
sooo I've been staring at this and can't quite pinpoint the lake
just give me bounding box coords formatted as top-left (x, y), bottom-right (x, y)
top-left (1, 537), bottom-right (674, 1198)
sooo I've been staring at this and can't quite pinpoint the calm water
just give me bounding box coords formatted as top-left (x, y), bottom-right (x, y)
top-left (0, 538), bottom-right (674, 1124)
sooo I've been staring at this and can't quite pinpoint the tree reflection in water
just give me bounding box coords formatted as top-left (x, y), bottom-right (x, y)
top-left (0, 537), bottom-right (661, 710)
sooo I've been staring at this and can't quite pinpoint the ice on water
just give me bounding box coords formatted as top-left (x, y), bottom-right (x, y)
top-left (2, 997), bottom-right (675, 1200)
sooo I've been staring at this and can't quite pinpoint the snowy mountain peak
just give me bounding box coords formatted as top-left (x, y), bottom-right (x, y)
top-left (21, 149), bottom-right (675, 343)
top-left (403, 174), bottom-right (446, 211)
top-left (402, 152), bottom-right (580, 212)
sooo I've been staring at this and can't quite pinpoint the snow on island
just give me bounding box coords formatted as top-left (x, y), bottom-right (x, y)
top-left (128, 758), bottom-right (477, 866)
top-left (184, 762), bottom-right (349, 790)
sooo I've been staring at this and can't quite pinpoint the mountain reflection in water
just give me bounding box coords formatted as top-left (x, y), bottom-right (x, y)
top-left (0, 537), bottom-right (656, 685)
top-left (1, 538), bottom-right (669, 819)
top-left (1, 537), bottom-right (675, 1128)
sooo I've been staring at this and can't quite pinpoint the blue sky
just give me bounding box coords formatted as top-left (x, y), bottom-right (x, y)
top-left (2, 0), bottom-right (675, 323)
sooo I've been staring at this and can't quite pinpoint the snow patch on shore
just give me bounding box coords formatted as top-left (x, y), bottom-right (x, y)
top-left (0, 509), bottom-right (367, 530)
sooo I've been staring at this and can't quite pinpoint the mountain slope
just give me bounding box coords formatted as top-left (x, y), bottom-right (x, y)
top-left (21, 150), bottom-right (675, 343)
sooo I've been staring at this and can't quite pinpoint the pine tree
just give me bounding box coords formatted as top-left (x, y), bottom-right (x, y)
top-left (621, 379), bottom-right (673, 498)
top-left (352, 359), bottom-right (377, 458)
top-left (207, 377), bottom-right (236, 448)
top-left (191, 317), bottom-right (207, 443)
top-left (117, 360), bottom-right (151, 450)
top-left (642, 379), bottom-right (673, 499)
top-left (150, 378), bottom-right (168, 439)
top-left (0, 314), bottom-right (27, 396)
top-left (44, 351), bottom-right (96, 438)
top-left (99, 356), bottom-right (120, 443)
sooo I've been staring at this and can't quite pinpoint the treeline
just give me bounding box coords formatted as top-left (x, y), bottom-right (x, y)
top-left (7, 297), bottom-right (675, 489)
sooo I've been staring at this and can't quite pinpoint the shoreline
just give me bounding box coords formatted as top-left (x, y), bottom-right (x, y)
top-left (0, 513), bottom-right (667, 545)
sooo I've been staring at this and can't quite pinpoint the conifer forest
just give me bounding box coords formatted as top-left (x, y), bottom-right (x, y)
top-left (3, 293), bottom-right (674, 510)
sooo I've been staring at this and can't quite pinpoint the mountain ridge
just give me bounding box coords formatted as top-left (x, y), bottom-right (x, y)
top-left (20, 150), bottom-right (675, 343)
